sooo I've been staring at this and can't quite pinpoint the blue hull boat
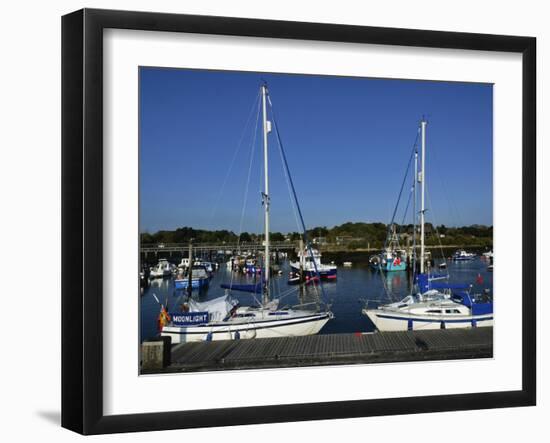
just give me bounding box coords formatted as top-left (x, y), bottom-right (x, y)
top-left (369, 250), bottom-right (407, 272)
top-left (369, 259), bottom-right (407, 272)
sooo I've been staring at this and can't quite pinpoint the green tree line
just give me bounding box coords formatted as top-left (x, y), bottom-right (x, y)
top-left (141, 223), bottom-right (492, 249)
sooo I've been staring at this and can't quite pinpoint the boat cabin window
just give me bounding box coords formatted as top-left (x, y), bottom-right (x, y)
top-left (426, 309), bottom-right (442, 314)
top-left (445, 309), bottom-right (461, 314)
top-left (235, 313), bottom-right (256, 318)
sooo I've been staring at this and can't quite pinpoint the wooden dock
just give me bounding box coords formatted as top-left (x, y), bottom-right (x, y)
top-left (140, 241), bottom-right (296, 257)
top-left (142, 327), bottom-right (493, 374)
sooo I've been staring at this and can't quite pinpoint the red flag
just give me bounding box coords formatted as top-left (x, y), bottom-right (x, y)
top-left (476, 273), bottom-right (483, 284)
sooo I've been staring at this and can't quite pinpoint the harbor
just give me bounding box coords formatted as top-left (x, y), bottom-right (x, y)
top-left (138, 75), bottom-right (494, 374)
top-left (140, 250), bottom-right (493, 345)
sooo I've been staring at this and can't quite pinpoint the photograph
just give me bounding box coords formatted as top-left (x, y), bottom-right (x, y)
top-left (138, 67), bottom-right (494, 374)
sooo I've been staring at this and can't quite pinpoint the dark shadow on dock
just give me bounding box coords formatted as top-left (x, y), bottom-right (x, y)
top-left (142, 327), bottom-right (493, 374)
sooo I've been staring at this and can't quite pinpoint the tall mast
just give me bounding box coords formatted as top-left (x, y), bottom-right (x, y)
top-left (420, 119), bottom-right (427, 274)
top-left (413, 148), bottom-right (418, 274)
top-left (187, 242), bottom-right (193, 298)
top-left (261, 84), bottom-right (270, 304)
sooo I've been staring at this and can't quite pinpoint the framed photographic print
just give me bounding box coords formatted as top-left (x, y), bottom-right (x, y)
top-left (62, 8), bottom-right (536, 435)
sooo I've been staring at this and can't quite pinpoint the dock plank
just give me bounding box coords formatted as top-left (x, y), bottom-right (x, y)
top-left (142, 328), bottom-right (493, 374)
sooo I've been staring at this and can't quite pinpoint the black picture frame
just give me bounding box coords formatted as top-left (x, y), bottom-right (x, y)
top-left (62, 8), bottom-right (536, 435)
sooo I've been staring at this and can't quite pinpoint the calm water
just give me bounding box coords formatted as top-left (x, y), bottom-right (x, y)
top-left (140, 254), bottom-right (493, 342)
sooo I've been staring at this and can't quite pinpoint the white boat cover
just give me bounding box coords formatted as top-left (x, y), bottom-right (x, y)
top-left (188, 295), bottom-right (238, 322)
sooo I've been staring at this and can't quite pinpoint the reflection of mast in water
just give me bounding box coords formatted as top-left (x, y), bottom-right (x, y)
top-left (298, 238), bottom-right (305, 302)
top-left (298, 284), bottom-right (306, 305)
top-left (385, 272), bottom-right (404, 295)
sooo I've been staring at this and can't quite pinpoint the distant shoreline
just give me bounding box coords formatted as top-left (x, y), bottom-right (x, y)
top-left (320, 244), bottom-right (492, 253)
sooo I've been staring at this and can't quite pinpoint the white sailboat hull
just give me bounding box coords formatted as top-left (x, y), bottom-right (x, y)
top-left (162, 312), bottom-right (331, 344)
top-left (363, 309), bottom-right (493, 332)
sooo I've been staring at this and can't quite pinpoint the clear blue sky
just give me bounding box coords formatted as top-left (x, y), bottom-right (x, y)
top-left (139, 67), bottom-right (492, 234)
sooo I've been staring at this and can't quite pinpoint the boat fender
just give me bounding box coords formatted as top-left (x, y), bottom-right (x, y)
top-left (206, 331), bottom-right (213, 342)
top-left (234, 330), bottom-right (241, 340)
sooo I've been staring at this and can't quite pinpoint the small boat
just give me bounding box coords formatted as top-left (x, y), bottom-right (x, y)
top-left (452, 250), bottom-right (476, 261)
top-left (140, 265), bottom-right (150, 288)
top-left (438, 262), bottom-right (447, 269)
top-left (369, 224), bottom-right (407, 272)
top-left (226, 255), bottom-right (244, 270)
top-left (149, 259), bottom-right (172, 278)
top-left (363, 120), bottom-right (493, 332)
top-left (343, 261), bottom-right (353, 267)
top-left (178, 257), bottom-right (191, 269)
top-left (482, 250), bottom-right (494, 259)
top-left (194, 259), bottom-right (214, 273)
top-left (243, 257), bottom-right (261, 274)
top-left (174, 265), bottom-right (211, 290)
top-left (287, 271), bottom-right (319, 285)
top-left (288, 272), bottom-right (301, 285)
top-left (487, 264), bottom-right (494, 272)
top-left (369, 249), bottom-right (407, 272)
top-left (290, 249), bottom-right (337, 280)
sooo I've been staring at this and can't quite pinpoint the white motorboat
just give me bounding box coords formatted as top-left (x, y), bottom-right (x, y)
top-left (452, 249), bottom-right (476, 261)
top-left (178, 257), bottom-right (191, 269)
top-left (194, 259), bottom-right (214, 273)
top-left (290, 249), bottom-right (337, 280)
top-left (149, 259), bottom-right (172, 278)
top-left (362, 120), bottom-right (493, 331)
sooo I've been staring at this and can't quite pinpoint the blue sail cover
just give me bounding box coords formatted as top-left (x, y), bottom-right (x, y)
top-left (416, 273), bottom-right (470, 292)
top-left (472, 303), bottom-right (493, 315)
top-left (417, 274), bottom-right (442, 292)
top-left (220, 282), bottom-right (262, 294)
top-left (430, 282), bottom-right (471, 290)
top-left (452, 292), bottom-right (493, 315)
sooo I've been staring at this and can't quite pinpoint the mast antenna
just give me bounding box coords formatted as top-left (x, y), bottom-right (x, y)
top-left (420, 118), bottom-right (427, 275)
top-left (261, 83), bottom-right (271, 305)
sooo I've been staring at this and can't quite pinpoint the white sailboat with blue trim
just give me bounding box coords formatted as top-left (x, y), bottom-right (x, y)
top-left (161, 84), bottom-right (333, 344)
top-left (362, 119), bottom-right (493, 332)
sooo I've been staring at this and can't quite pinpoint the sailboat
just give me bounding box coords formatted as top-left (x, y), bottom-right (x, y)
top-left (362, 120), bottom-right (493, 331)
top-left (160, 84), bottom-right (333, 344)
top-left (369, 224), bottom-right (407, 272)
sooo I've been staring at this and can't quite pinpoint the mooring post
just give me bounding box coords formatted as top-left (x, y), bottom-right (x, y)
top-left (141, 336), bottom-right (171, 370)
